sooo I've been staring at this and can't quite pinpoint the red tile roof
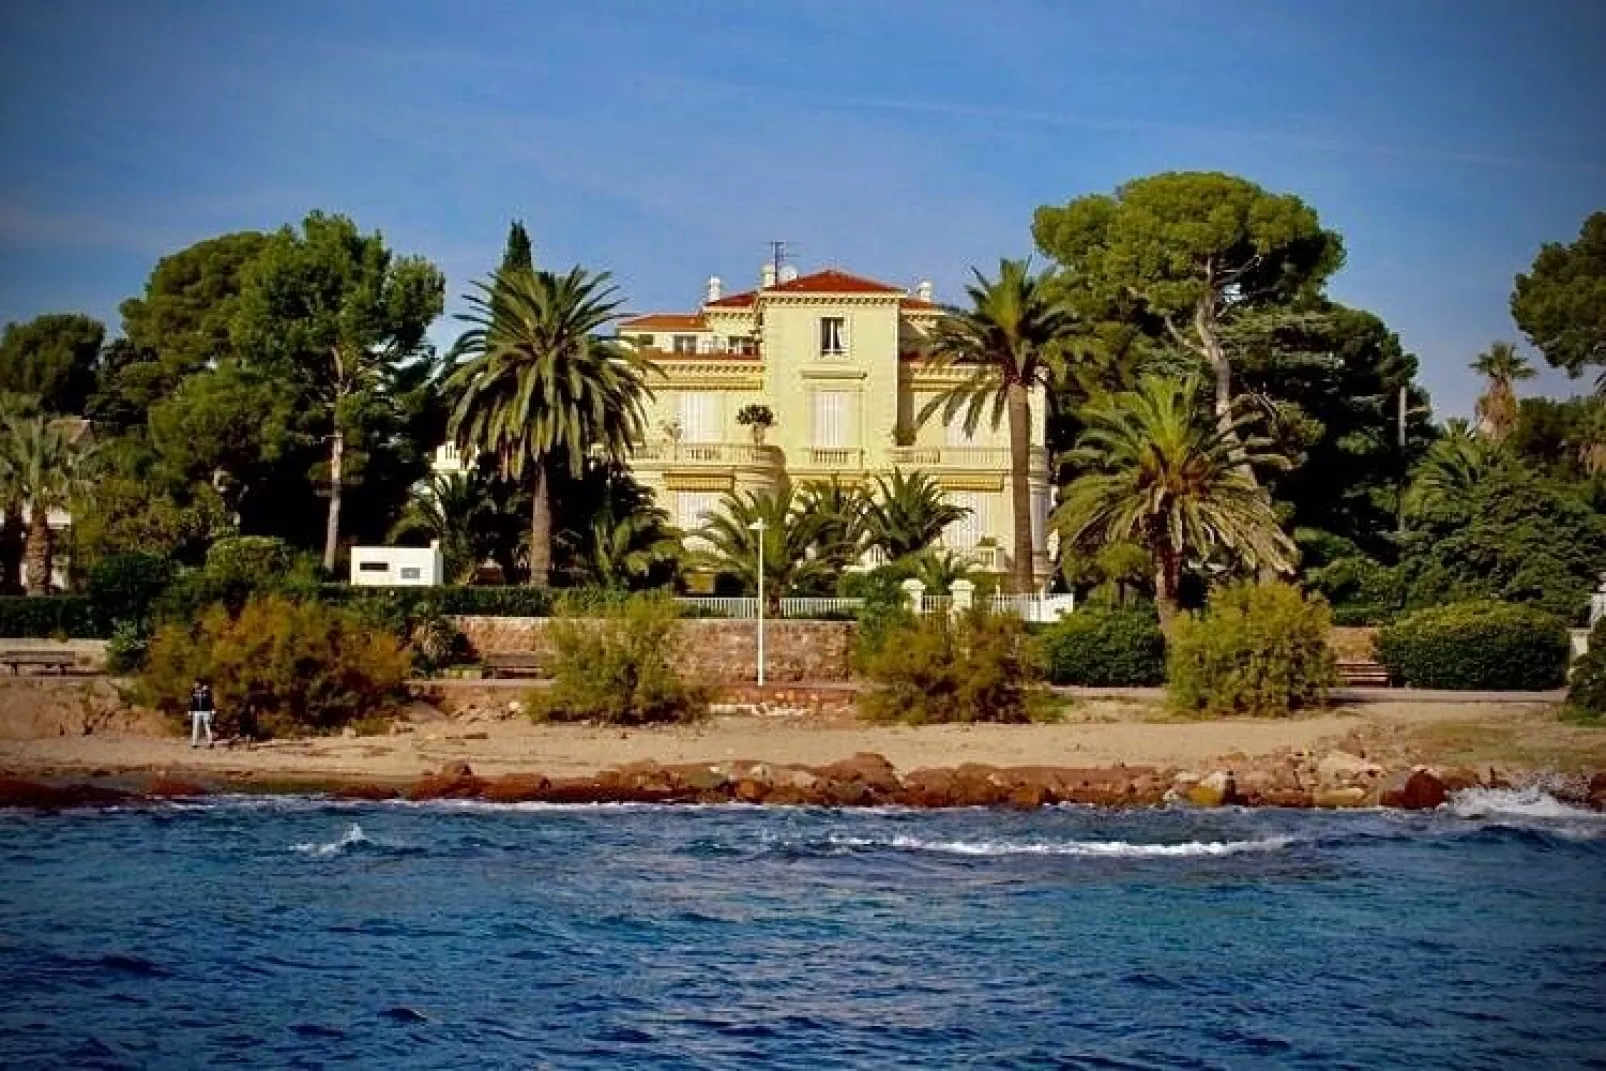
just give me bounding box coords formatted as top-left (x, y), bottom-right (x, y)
top-left (705, 290), bottom-right (757, 308)
top-left (900, 297), bottom-right (940, 311)
top-left (620, 313), bottom-right (708, 330)
top-left (766, 268), bottom-right (905, 295)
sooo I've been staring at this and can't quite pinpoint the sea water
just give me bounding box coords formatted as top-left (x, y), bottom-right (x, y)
top-left (2, 791), bottom-right (1604, 1069)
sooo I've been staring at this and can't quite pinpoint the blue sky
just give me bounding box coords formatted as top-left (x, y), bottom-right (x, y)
top-left (1, 0), bottom-right (1602, 417)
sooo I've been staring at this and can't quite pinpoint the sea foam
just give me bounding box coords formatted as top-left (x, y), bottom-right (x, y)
top-left (1448, 786), bottom-right (1603, 822)
top-left (826, 834), bottom-right (1292, 858)
top-left (290, 823), bottom-right (371, 857)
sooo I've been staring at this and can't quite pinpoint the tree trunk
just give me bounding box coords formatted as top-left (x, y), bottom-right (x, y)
top-left (527, 460), bottom-right (552, 588)
top-left (1006, 381), bottom-right (1036, 594)
top-left (1154, 543), bottom-right (1181, 626)
top-left (24, 506), bottom-right (51, 597)
top-left (322, 429), bottom-right (344, 574)
top-left (0, 502), bottom-right (23, 595)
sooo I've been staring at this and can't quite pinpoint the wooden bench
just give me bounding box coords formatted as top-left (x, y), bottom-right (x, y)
top-left (0, 650), bottom-right (76, 676)
top-left (483, 652), bottom-right (545, 679)
top-left (1337, 660), bottom-right (1391, 687)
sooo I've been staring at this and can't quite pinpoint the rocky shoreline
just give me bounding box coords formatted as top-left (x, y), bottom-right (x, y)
top-left (4, 750), bottom-right (1604, 813)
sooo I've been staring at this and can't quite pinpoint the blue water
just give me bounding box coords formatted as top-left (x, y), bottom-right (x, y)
top-left (2, 791), bottom-right (1605, 1069)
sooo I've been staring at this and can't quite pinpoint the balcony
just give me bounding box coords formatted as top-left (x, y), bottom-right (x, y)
top-left (804, 447), bottom-right (865, 470)
top-left (631, 440), bottom-right (785, 492)
top-left (888, 445), bottom-right (1012, 470)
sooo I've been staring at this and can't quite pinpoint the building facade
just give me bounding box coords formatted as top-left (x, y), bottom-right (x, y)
top-left (618, 266), bottom-right (1052, 581)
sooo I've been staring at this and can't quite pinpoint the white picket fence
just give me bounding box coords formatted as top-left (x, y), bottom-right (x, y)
top-left (674, 597), bottom-right (864, 620)
top-left (675, 591), bottom-right (1076, 623)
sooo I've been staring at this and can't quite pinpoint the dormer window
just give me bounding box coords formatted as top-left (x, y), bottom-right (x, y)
top-left (819, 316), bottom-right (847, 356)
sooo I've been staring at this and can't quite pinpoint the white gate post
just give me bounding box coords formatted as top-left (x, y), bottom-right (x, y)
top-left (950, 578), bottom-right (975, 618)
top-left (901, 578), bottom-right (926, 615)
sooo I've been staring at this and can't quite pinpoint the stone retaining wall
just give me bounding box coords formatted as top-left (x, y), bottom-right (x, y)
top-left (450, 616), bottom-right (856, 683)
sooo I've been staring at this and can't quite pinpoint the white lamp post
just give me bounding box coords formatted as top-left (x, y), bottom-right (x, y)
top-left (748, 518), bottom-right (767, 686)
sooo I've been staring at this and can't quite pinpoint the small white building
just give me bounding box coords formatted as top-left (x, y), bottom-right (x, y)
top-left (349, 543), bottom-right (444, 587)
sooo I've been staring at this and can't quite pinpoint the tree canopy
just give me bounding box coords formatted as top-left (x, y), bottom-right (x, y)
top-left (0, 313), bottom-right (105, 415)
top-left (1511, 210), bottom-right (1606, 379)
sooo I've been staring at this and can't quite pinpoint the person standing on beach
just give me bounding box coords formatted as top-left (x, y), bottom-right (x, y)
top-left (189, 680), bottom-right (214, 748)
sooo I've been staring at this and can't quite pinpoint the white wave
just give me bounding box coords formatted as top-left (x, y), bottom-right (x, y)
top-left (290, 823), bottom-right (370, 857)
top-left (1448, 787), bottom-right (1604, 822)
top-left (826, 834), bottom-right (1292, 858)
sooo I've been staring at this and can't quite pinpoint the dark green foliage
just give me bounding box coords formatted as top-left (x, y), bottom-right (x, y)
top-left (860, 609), bottom-right (1038, 724)
top-left (86, 553), bottom-right (176, 629)
top-left (140, 595), bottom-right (411, 738)
top-left (104, 619), bottom-right (151, 674)
top-left (1167, 582), bottom-right (1337, 716)
top-left (1511, 210), bottom-right (1606, 378)
top-left (1397, 460), bottom-right (1605, 623)
top-left (155, 536), bottom-right (320, 620)
top-left (119, 231), bottom-right (270, 374)
top-left (848, 568), bottom-right (917, 670)
top-left (1376, 601), bottom-right (1569, 691)
top-left (1562, 621), bottom-right (1606, 723)
top-left (0, 596), bottom-right (100, 638)
top-left (530, 594), bottom-right (706, 725)
top-left (0, 313), bottom-right (105, 415)
top-left (1039, 608), bottom-right (1166, 686)
top-left (499, 220), bottom-right (535, 279)
top-left (1305, 553), bottom-right (1402, 626)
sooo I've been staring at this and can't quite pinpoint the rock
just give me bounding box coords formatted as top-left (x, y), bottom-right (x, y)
top-left (1397, 770), bottom-right (1447, 811)
top-left (0, 777), bottom-right (131, 809)
top-left (439, 760), bottom-right (474, 779)
top-left (481, 773), bottom-right (550, 803)
top-left (680, 766), bottom-right (730, 793)
top-left (408, 763), bottom-right (486, 801)
top-left (733, 779), bottom-right (768, 804)
top-left (1187, 771), bottom-right (1237, 808)
top-left (1316, 751), bottom-right (1383, 787)
top-left (1312, 786), bottom-right (1368, 809)
top-left (1437, 766), bottom-right (1482, 793)
top-left (1588, 771), bottom-right (1606, 812)
top-left (1008, 784), bottom-right (1053, 809)
top-left (146, 777), bottom-right (208, 798)
top-left (812, 752), bottom-right (901, 797)
top-left (898, 768), bottom-right (956, 807)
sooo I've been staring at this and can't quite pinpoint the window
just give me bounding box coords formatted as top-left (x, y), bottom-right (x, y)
top-left (677, 491), bottom-right (721, 530)
top-left (944, 492), bottom-right (986, 550)
top-left (678, 392), bottom-right (719, 442)
top-left (819, 316), bottom-right (847, 356)
top-left (812, 390), bottom-right (850, 448)
top-left (946, 414), bottom-right (980, 448)
top-left (634, 334), bottom-right (655, 349)
top-left (727, 336), bottom-right (756, 356)
top-left (400, 566), bottom-right (422, 581)
top-left (358, 561), bottom-right (389, 573)
top-left (672, 335), bottom-right (698, 354)
top-left (1031, 487), bottom-right (1051, 553)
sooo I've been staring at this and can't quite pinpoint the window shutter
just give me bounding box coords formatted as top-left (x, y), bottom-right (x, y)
top-left (813, 390), bottom-right (850, 448)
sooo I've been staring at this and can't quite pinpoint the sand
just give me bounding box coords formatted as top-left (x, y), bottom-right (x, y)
top-left (2, 677), bottom-right (1597, 787)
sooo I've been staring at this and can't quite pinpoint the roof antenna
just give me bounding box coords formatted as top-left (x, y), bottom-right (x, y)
top-left (767, 240), bottom-right (793, 284)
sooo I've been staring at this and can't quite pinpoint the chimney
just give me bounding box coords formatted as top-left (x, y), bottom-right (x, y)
top-left (915, 279), bottom-right (934, 303)
top-left (760, 262), bottom-right (777, 288)
top-left (705, 275), bottom-right (722, 303)
top-left (778, 264), bottom-right (798, 284)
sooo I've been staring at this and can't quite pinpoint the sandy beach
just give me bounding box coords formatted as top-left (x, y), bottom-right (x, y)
top-left (2, 678), bottom-right (1600, 792)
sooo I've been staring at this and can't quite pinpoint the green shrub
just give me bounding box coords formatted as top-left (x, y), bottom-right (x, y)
top-left (1563, 621), bottom-right (1606, 723)
top-left (139, 595), bottom-right (411, 738)
top-left (1307, 554), bottom-right (1402, 625)
top-left (87, 553), bottom-right (175, 632)
top-left (1038, 608), bottom-right (1166, 686)
top-left (1376, 600), bottom-right (1569, 691)
top-left (850, 570), bottom-right (916, 671)
top-left (0, 596), bottom-right (100, 638)
top-left (1167, 582), bottom-right (1338, 717)
top-left (104, 619), bottom-right (151, 674)
top-left (860, 609), bottom-right (1039, 724)
top-left (529, 593), bottom-right (706, 725)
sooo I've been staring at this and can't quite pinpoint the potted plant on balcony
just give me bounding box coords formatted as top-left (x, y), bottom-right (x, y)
top-left (737, 404), bottom-right (775, 445)
top-left (891, 419), bottom-right (917, 447)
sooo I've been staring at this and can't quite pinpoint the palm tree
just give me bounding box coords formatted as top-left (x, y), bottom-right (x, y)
top-left (698, 487), bottom-right (835, 606)
top-left (0, 392), bottom-right (40, 594)
top-left (1471, 341), bottom-right (1536, 445)
top-left (1, 417), bottom-right (97, 595)
top-left (387, 471), bottom-right (497, 584)
top-left (796, 478), bottom-right (869, 572)
top-left (862, 469), bottom-right (970, 561)
top-left (1406, 419), bottom-right (1496, 516)
top-left (1574, 401), bottom-right (1606, 477)
top-left (1051, 375), bottom-right (1295, 622)
top-left (563, 498), bottom-right (682, 590)
top-left (904, 548), bottom-right (977, 594)
top-left (445, 267), bottom-right (657, 587)
top-left (922, 258), bottom-right (1075, 591)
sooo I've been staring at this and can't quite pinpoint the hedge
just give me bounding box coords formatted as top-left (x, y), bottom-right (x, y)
top-left (0, 596), bottom-right (103, 639)
top-left (1375, 600), bottom-right (1569, 691)
top-left (1563, 620), bottom-right (1606, 722)
top-left (1038, 608), bottom-right (1166, 686)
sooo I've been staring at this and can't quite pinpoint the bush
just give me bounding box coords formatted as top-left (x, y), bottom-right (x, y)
top-left (0, 596), bottom-right (100, 638)
top-left (848, 568), bottom-right (916, 670)
top-left (86, 553), bottom-right (175, 631)
top-left (1039, 608), bottom-right (1166, 686)
top-left (860, 609), bottom-right (1039, 724)
top-left (1167, 582), bottom-right (1338, 717)
top-left (1306, 554), bottom-right (1402, 626)
top-left (529, 593), bottom-right (706, 725)
top-left (1563, 621), bottom-right (1606, 723)
top-left (104, 619), bottom-right (151, 674)
top-left (139, 595), bottom-right (411, 738)
top-left (1376, 600), bottom-right (1569, 691)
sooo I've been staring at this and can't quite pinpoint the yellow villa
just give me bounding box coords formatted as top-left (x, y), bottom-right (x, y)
top-left (617, 264), bottom-right (1052, 583)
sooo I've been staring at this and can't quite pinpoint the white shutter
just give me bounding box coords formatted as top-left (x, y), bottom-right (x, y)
top-left (678, 491), bottom-right (721, 530)
top-left (678, 393), bottom-right (719, 442)
top-left (813, 390), bottom-right (849, 448)
top-left (945, 492), bottom-right (983, 550)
